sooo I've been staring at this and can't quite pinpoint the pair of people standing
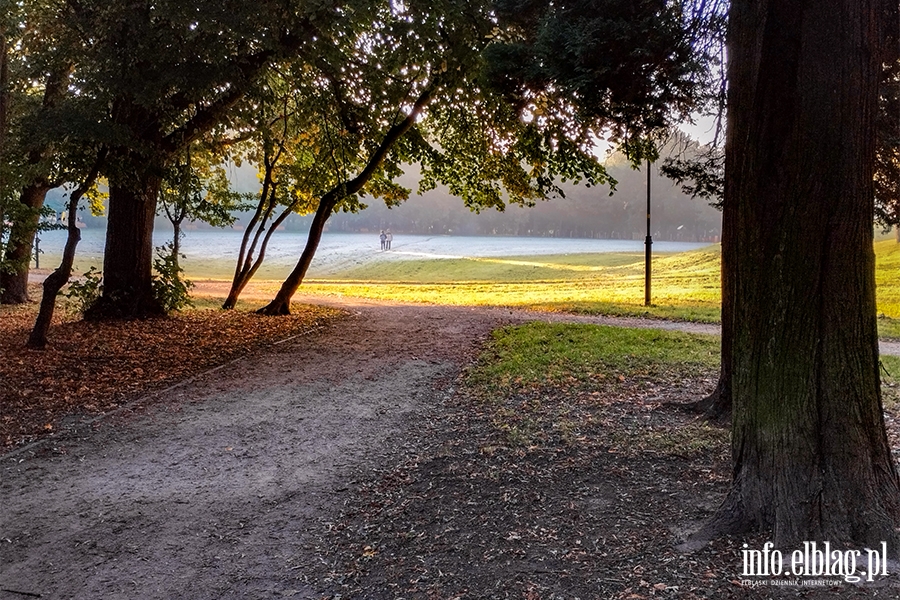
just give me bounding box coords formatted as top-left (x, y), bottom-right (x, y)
top-left (379, 230), bottom-right (393, 251)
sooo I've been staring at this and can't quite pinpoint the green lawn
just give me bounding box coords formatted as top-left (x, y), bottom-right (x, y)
top-left (299, 246), bottom-right (723, 322)
top-left (285, 241), bottom-right (900, 336)
top-left (172, 238), bottom-right (899, 336)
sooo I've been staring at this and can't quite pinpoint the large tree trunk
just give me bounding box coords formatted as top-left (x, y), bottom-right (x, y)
top-left (84, 166), bottom-right (164, 320)
top-left (0, 183), bottom-right (50, 303)
top-left (690, 0), bottom-right (900, 550)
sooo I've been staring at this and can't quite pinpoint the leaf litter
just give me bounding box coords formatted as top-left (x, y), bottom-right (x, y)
top-left (1, 299), bottom-right (342, 448)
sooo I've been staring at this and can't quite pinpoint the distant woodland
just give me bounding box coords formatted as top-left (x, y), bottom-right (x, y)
top-left (49, 152), bottom-right (722, 243)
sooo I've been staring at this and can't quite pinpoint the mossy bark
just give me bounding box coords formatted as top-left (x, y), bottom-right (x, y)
top-left (691, 0), bottom-right (900, 550)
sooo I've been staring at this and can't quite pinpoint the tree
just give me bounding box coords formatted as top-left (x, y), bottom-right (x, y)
top-left (27, 150), bottom-right (105, 348)
top-left (0, 1), bottom-right (80, 304)
top-left (222, 69), bottom-right (339, 310)
top-left (686, 0), bottom-right (900, 549)
top-left (41, 0), bottom-right (334, 319)
top-left (158, 144), bottom-right (245, 272)
top-left (251, 0), bottom-right (716, 314)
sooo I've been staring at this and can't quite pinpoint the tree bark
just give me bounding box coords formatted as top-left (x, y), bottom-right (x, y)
top-left (0, 63), bottom-right (70, 304)
top-left (223, 167), bottom-right (279, 310)
top-left (28, 151), bottom-right (105, 348)
top-left (257, 194), bottom-right (338, 315)
top-left (0, 183), bottom-right (50, 303)
top-left (84, 162), bottom-right (164, 320)
top-left (689, 0), bottom-right (900, 550)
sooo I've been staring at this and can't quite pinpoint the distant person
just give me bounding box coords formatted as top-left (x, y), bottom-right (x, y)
top-left (386, 229), bottom-right (393, 250)
top-left (380, 230), bottom-right (386, 251)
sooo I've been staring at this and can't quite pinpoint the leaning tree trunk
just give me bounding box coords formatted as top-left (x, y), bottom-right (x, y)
top-left (28, 152), bottom-right (104, 348)
top-left (84, 164), bottom-right (164, 320)
top-left (690, 0), bottom-right (900, 550)
top-left (256, 84), bottom-right (434, 316)
top-left (223, 172), bottom-right (280, 310)
top-left (0, 183), bottom-right (50, 303)
top-left (223, 199), bottom-right (296, 310)
top-left (256, 194), bottom-right (337, 315)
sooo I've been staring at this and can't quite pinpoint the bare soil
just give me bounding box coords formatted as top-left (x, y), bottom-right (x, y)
top-left (2, 295), bottom-right (899, 599)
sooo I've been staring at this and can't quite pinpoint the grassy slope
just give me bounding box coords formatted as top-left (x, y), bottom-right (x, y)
top-left (284, 241), bottom-right (899, 335)
top-left (175, 236), bottom-right (897, 335)
top-left (300, 247), bottom-right (723, 322)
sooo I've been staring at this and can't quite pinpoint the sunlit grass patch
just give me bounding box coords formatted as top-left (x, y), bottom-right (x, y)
top-left (179, 240), bottom-right (899, 332)
top-left (462, 322), bottom-right (723, 453)
top-left (467, 322), bottom-right (719, 393)
top-left (876, 240), bottom-right (900, 330)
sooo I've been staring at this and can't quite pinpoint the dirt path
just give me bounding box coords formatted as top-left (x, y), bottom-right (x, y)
top-left (0, 300), bottom-right (518, 600)
top-left (2, 297), bottom-right (898, 600)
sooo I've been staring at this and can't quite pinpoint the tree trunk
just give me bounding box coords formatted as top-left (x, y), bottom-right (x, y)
top-left (223, 172), bottom-right (278, 310)
top-left (682, 237), bottom-right (733, 420)
top-left (28, 153), bottom-right (105, 347)
top-left (689, 0), bottom-right (900, 550)
top-left (85, 168), bottom-right (164, 320)
top-left (0, 183), bottom-right (51, 303)
top-left (0, 28), bottom-right (8, 171)
top-left (172, 217), bottom-right (182, 271)
top-left (0, 62), bottom-right (70, 304)
top-left (256, 84), bottom-right (434, 316)
top-left (257, 195), bottom-right (337, 315)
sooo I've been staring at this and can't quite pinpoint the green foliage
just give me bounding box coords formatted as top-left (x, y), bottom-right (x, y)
top-left (152, 243), bottom-right (194, 313)
top-left (62, 266), bottom-right (103, 315)
top-left (158, 144), bottom-right (250, 232)
top-left (483, 0), bottom-right (718, 163)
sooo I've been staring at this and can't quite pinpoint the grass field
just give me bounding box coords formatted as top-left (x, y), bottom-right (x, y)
top-left (161, 237), bottom-right (898, 336)
top-left (229, 240), bottom-right (897, 336)
top-left (296, 246), bottom-right (724, 322)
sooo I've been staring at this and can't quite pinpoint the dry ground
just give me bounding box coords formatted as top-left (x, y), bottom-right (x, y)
top-left (2, 287), bottom-right (900, 599)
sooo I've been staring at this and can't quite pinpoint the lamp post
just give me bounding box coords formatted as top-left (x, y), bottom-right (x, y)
top-left (644, 159), bottom-right (652, 307)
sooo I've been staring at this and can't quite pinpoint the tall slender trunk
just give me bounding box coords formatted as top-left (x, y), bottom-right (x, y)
top-left (172, 217), bottom-right (183, 271)
top-left (689, 0), bottom-right (900, 549)
top-left (0, 28), bottom-right (8, 174)
top-left (223, 170), bottom-right (279, 310)
top-left (223, 199), bottom-right (297, 310)
top-left (257, 194), bottom-right (338, 315)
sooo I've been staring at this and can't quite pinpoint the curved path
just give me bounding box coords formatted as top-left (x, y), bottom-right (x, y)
top-left (1, 298), bottom-right (898, 600)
